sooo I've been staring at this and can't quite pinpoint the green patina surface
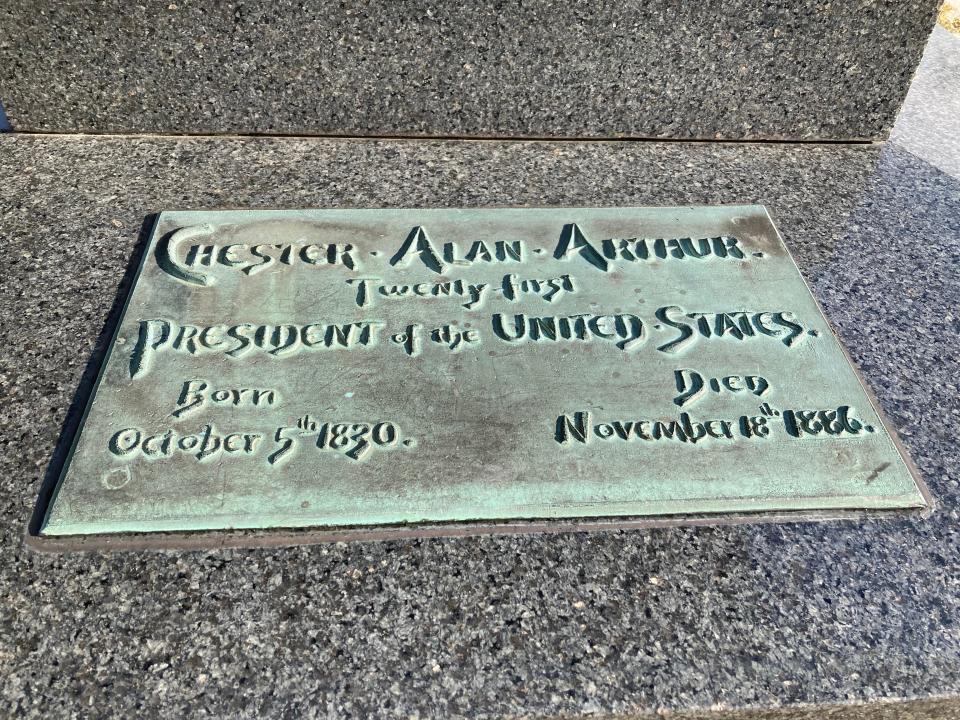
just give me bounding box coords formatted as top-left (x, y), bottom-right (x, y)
top-left (40, 206), bottom-right (928, 537)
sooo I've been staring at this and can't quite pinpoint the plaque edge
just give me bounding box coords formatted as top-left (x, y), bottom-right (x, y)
top-left (24, 504), bottom-right (933, 554)
top-left (755, 205), bottom-right (935, 516)
top-left (30, 213), bottom-right (164, 538)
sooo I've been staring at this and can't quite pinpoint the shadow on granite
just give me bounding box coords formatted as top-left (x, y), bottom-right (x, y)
top-left (0, 0), bottom-right (940, 140)
top-left (1, 135), bottom-right (958, 718)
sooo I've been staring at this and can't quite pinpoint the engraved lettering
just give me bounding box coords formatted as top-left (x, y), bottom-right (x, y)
top-left (129, 319), bottom-right (385, 377)
top-left (595, 235), bottom-right (747, 265)
top-left (108, 425), bottom-right (263, 461)
top-left (655, 307), bottom-right (810, 354)
top-left (783, 406), bottom-right (870, 438)
top-left (129, 319), bottom-right (172, 378)
top-left (269, 415), bottom-right (407, 465)
top-left (154, 224), bottom-right (216, 286)
top-left (172, 380), bottom-right (278, 418)
top-left (674, 369), bottom-right (705, 407)
top-left (501, 273), bottom-right (576, 303)
top-left (390, 226), bottom-right (444, 273)
top-left (556, 411), bottom-right (772, 445)
top-left (556, 411), bottom-right (591, 444)
top-left (674, 369), bottom-right (770, 407)
top-left (156, 227), bottom-right (359, 284)
top-left (491, 313), bottom-right (644, 351)
top-left (554, 223), bottom-right (609, 271)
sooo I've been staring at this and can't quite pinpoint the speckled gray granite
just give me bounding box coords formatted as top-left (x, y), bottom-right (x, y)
top-left (2, 135), bottom-right (960, 719)
top-left (0, 0), bottom-right (941, 140)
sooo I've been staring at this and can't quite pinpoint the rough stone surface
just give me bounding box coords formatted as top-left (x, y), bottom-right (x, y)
top-left (0, 0), bottom-right (940, 140)
top-left (1, 135), bottom-right (959, 718)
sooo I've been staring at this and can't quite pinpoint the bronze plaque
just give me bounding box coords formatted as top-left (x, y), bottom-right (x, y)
top-left (36, 207), bottom-right (929, 544)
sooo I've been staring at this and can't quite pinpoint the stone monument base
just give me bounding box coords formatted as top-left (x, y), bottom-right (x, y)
top-left (3, 133), bottom-right (958, 718)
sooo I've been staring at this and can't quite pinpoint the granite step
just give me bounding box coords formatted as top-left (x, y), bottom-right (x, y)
top-left (0, 0), bottom-right (940, 140)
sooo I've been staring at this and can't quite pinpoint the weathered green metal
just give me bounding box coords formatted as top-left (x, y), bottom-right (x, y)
top-left (39, 206), bottom-right (928, 538)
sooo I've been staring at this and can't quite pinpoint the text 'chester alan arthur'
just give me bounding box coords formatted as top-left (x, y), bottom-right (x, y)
top-left (132, 222), bottom-right (816, 379)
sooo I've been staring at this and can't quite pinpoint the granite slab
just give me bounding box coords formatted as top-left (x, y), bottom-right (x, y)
top-left (2, 135), bottom-right (959, 718)
top-left (0, 0), bottom-right (940, 140)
